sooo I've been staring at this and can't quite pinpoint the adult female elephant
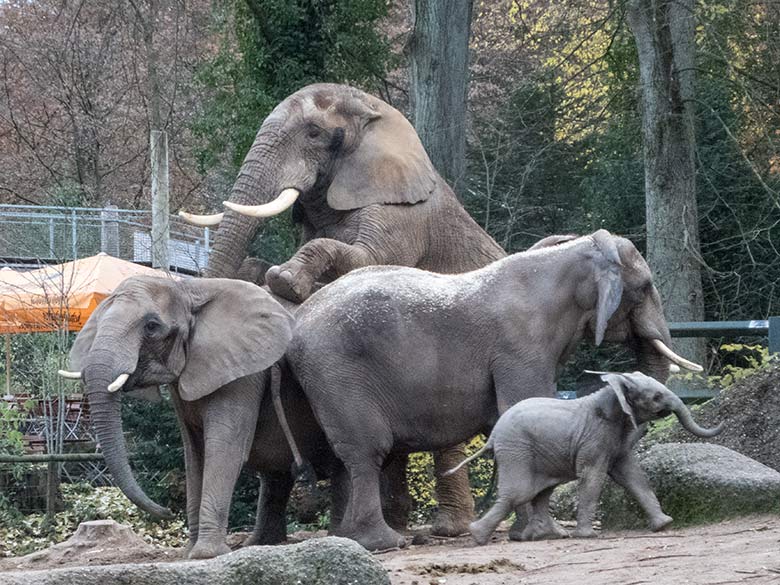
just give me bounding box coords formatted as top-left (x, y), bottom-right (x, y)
top-left (59, 276), bottom-right (338, 559)
top-left (180, 83), bottom-right (506, 537)
top-left (287, 230), bottom-right (703, 550)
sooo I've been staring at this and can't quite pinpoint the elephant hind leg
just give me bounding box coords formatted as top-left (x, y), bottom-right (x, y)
top-left (510, 486), bottom-right (570, 541)
top-left (470, 469), bottom-right (541, 545)
top-left (243, 471), bottom-right (295, 547)
top-left (334, 453), bottom-right (406, 551)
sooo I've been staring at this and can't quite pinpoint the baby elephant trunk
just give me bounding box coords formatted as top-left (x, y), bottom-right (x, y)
top-left (669, 395), bottom-right (724, 438)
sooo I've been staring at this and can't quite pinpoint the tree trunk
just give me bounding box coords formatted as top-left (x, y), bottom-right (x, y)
top-left (409, 0), bottom-right (473, 195)
top-left (626, 0), bottom-right (706, 369)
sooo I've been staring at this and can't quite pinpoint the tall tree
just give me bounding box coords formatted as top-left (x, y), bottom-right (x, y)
top-left (626, 0), bottom-right (706, 367)
top-left (408, 0), bottom-right (473, 194)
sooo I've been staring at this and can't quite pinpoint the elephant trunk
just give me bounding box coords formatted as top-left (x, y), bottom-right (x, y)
top-left (204, 130), bottom-right (285, 279)
top-left (84, 359), bottom-right (173, 519)
top-left (668, 393), bottom-right (724, 438)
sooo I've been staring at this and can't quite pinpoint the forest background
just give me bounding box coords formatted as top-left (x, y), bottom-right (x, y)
top-left (1, 0), bottom-right (779, 538)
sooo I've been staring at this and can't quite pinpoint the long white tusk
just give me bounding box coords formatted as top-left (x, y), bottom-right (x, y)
top-left (650, 339), bottom-right (704, 372)
top-left (107, 373), bottom-right (130, 393)
top-left (223, 188), bottom-right (300, 218)
top-left (58, 370), bottom-right (82, 380)
top-left (178, 210), bottom-right (224, 226)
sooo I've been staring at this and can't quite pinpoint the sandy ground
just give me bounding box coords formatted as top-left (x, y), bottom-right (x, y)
top-left (380, 516), bottom-right (780, 585)
top-left (2, 516), bottom-right (779, 584)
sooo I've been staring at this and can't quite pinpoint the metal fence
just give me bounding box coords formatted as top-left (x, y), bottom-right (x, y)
top-left (0, 204), bottom-right (211, 274)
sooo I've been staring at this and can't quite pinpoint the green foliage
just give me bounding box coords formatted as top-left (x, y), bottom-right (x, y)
top-left (704, 343), bottom-right (775, 389)
top-left (0, 483), bottom-right (187, 557)
top-left (406, 436), bottom-right (496, 524)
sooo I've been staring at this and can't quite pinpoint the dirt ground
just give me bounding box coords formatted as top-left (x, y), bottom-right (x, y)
top-left (381, 516), bottom-right (780, 585)
top-left (2, 516), bottom-right (779, 584)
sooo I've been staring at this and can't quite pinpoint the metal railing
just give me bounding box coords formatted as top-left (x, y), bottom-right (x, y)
top-left (668, 317), bottom-right (779, 400)
top-left (0, 204), bottom-right (211, 274)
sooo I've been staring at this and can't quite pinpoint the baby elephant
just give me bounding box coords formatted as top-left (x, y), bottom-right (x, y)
top-left (447, 371), bottom-right (723, 545)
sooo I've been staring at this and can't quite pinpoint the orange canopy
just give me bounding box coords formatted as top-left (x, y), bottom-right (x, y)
top-left (0, 254), bottom-right (176, 334)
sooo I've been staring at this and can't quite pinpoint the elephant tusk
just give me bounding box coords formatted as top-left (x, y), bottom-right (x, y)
top-left (58, 369), bottom-right (82, 380)
top-left (107, 373), bottom-right (130, 393)
top-left (177, 210), bottom-right (224, 226)
top-left (223, 188), bottom-right (300, 218)
top-left (650, 339), bottom-right (704, 372)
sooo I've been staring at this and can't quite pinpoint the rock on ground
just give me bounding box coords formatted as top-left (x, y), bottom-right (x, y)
top-left (551, 443), bottom-right (780, 529)
top-left (1, 536), bottom-right (390, 585)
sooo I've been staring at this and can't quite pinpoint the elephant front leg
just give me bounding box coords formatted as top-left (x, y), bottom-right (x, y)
top-left (431, 445), bottom-right (475, 537)
top-left (609, 454), bottom-right (672, 532)
top-left (266, 239), bottom-right (378, 302)
top-left (188, 386), bottom-right (262, 559)
top-left (572, 464), bottom-right (608, 538)
top-left (243, 472), bottom-right (295, 546)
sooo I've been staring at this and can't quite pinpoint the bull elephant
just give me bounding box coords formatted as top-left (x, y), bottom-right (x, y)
top-left (59, 276), bottom-right (338, 559)
top-left (180, 82), bottom-right (507, 536)
top-left (286, 230), bottom-right (703, 551)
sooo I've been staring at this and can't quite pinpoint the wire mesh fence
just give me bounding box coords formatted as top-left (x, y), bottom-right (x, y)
top-left (0, 204), bottom-right (210, 273)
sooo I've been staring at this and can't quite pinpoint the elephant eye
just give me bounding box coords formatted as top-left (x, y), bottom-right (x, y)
top-left (144, 319), bottom-right (162, 335)
top-left (307, 123), bottom-right (322, 138)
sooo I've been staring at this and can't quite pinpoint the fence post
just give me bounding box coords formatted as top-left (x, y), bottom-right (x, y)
top-left (151, 130), bottom-right (170, 270)
top-left (100, 205), bottom-right (120, 257)
top-left (71, 209), bottom-right (77, 260)
top-left (769, 316), bottom-right (780, 355)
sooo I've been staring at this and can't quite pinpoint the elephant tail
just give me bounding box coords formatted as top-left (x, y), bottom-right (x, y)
top-left (441, 437), bottom-right (494, 477)
top-left (270, 363), bottom-right (312, 482)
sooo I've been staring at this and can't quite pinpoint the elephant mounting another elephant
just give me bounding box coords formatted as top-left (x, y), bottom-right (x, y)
top-left (176, 83), bottom-right (703, 545)
top-left (179, 82), bottom-right (508, 537)
top-left (286, 229), bottom-right (702, 551)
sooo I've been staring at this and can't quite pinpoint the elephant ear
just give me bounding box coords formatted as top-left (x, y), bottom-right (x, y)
top-left (601, 373), bottom-right (638, 429)
top-left (528, 234), bottom-right (579, 251)
top-left (69, 296), bottom-right (116, 371)
top-left (326, 102), bottom-right (437, 211)
top-left (178, 279), bottom-right (295, 402)
top-left (591, 229), bottom-right (624, 346)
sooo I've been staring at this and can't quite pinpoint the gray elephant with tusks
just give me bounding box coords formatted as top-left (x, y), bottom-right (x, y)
top-left (58, 276), bottom-right (341, 559)
top-left (447, 371), bottom-right (723, 545)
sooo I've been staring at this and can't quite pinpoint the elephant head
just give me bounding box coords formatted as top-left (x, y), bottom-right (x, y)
top-left (180, 83), bottom-right (439, 278)
top-left (59, 276), bottom-right (294, 518)
top-left (532, 229), bottom-right (701, 382)
top-left (599, 371), bottom-right (723, 436)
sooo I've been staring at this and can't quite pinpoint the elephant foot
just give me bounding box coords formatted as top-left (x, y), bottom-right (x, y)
top-left (337, 524), bottom-right (406, 552)
top-left (510, 516), bottom-right (570, 542)
top-left (430, 509), bottom-right (473, 537)
top-left (242, 529), bottom-right (286, 547)
top-left (468, 519), bottom-right (494, 546)
top-left (571, 526), bottom-right (598, 539)
top-left (649, 513), bottom-right (673, 532)
top-left (266, 265), bottom-right (313, 303)
top-left (188, 538), bottom-right (231, 559)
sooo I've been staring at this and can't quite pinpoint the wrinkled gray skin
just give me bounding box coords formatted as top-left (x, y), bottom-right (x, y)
top-left (288, 230), bottom-right (679, 551)
top-left (68, 276), bottom-right (338, 560)
top-left (191, 82), bottom-right (507, 537)
top-left (459, 372), bottom-right (723, 545)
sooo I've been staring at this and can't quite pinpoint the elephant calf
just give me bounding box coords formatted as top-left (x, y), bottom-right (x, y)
top-left (448, 371), bottom-right (723, 545)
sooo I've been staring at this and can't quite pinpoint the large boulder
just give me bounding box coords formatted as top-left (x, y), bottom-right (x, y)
top-left (1, 536), bottom-right (390, 585)
top-left (551, 443), bottom-right (780, 529)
